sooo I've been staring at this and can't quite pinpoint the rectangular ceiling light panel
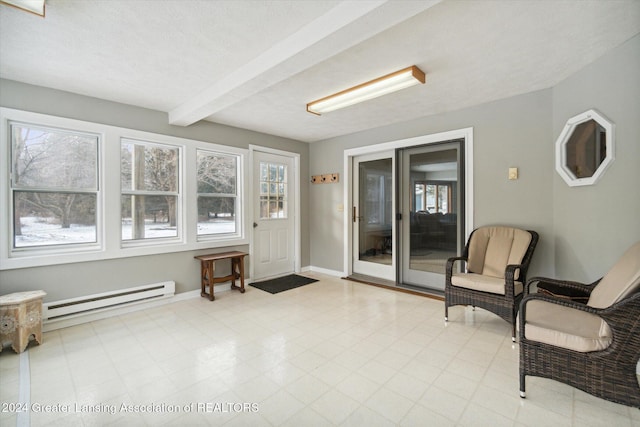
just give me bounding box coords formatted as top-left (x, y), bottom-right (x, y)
top-left (307, 66), bottom-right (425, 115)
top-left (1, 0), bottom-right (45, 16)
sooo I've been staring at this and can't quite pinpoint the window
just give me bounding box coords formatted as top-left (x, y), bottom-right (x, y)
top-left (196, 150), bottom-right (239, 237)
top-left (555, 109), bottom-right (614, 187)
top-left (259, 162), bottom-right (287, 219)
top-left (121, 139), bottom-right (179, 242)
top-left (1, 108), bottom-right (248, 270)
top-left (414, 182), bottom-right (452, 214)
top-left (10, 122), bottom-right (99, 249)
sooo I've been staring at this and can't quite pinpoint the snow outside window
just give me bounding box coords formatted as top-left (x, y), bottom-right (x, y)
top-left (120, 139), bottom-right (180, 242)
top-left (10, 122), bottom-right (99, 249)
top-left (196, 150), bottom-right (239, 237)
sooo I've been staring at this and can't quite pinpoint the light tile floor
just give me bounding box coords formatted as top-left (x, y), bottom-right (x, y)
top-left (1, 273), bottom-right (638, 426)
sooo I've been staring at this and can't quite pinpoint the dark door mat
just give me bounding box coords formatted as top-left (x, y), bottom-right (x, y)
top-left (250, 274), bottom-right (318, 294)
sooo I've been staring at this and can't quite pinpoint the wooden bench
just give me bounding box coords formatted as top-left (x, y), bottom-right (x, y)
top-left (194, 251), bottom-right (247, 301)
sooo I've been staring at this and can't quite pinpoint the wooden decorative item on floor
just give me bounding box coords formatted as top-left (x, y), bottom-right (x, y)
top-left (0, 290), bottom-right (46, 353)
top-left (194, 251), bottom-right (247, 301)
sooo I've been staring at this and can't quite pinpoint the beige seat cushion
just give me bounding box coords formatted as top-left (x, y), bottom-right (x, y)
top-left (523, 299), bottom-right (612, 352)
top-left (467, 226), bottom-right (532, 280)
top-left (451, 273), bottom-right (523, 295)
top-left (587, 241), bottom-right (640, 309)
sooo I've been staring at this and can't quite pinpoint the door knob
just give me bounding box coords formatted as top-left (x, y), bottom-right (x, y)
top-left (253, 222), bottom-right (258, 228)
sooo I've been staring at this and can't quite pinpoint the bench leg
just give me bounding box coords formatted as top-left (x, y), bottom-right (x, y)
top-left (230, 257), bottom-right (246, 293)
top-left (238, 256), bottom-right (246, 293)
top-left (200, 261), bottom-right (215, 301)
top-left (200, 261), bottom-right (206, 297)
top-left (230, 258), bottom-right (237, 288)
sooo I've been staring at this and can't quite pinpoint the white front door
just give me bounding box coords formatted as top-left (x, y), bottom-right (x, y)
top-left (253, 150), bottom-right (295, 280)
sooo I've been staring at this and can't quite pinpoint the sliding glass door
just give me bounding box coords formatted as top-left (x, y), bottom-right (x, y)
top-left (399, 141), bottom-right (464, 290)
top-left (346, 130), bottom-right (471, 290)
top-left (352, 151), bottom-right (395, 281)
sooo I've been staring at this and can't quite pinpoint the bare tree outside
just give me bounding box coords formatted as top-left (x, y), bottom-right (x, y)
top-left (121, 140), bottom-right (179, 240)
top-left (197, 150), bottom-right (237, 235)
top-left (11, 124), bottom-right (98, 247)
top-left (12, 125), bottom-right (238, 245)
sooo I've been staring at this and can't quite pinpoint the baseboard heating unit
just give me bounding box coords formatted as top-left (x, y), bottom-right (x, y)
top-left (43, 281), bottom-right (175, 331)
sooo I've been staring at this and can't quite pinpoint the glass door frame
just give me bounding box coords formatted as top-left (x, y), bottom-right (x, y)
top-left (351, 150), bottom-right (396, 281)
top-left (343, 128), bottom-right (474, 284)
top-left (398, 141), bottom-right (464, 290)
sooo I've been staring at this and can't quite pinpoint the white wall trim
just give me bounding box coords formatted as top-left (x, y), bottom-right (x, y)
top-left (307, 265), bottom-right (344, 277)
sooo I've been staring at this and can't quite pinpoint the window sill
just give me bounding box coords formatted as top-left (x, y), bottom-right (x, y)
top-left (0, 237), bottom-right (249, 271)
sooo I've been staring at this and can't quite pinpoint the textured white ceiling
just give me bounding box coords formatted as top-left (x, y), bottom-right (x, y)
top-left (1, 0), bottom-right (639, 143)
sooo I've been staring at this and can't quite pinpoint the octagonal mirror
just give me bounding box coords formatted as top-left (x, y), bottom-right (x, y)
top-left (555, 109), bottom-right (614, 187)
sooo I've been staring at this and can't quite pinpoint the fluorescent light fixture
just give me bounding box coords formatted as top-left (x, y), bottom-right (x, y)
top-left (1, 0), bottom-right (45, 17)
top-left (307, 65), bottom-right (425, 115)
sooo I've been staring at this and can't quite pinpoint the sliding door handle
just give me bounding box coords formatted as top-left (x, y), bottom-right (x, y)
top-left (352, 207), bottom-right (363, 222)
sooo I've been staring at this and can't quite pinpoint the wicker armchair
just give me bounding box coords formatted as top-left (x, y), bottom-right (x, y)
top-left (445, 226), bottom-right (539, 341)
top-left (519, 241), bottom-right (640, 408)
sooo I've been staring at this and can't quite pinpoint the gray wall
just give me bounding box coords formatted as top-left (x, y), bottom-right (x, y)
top-left (0, 79), bottom-right (310, 301)
top-left (310, 33), bottom-right (640, 282)
top-left (310, 89), bottom-right (554, 279)
top-left (551, 34), bottom-right (640, 282)
top-left (2, 32), bottom-right (638, 301)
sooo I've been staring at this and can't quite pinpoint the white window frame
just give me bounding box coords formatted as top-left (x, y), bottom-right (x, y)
top-left (7, 119), bottom-right (103, 254)
top-left (555, 109), bottom-right (615, 187)
top-left (120, 138), bottom-right (183, 247)
top-left (196, 148), bottom-right (242, 241)
top-left (0, 107), bottom-right (248, 270)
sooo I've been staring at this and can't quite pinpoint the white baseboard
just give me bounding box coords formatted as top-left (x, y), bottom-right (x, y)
top-left (306, 265), bottom-right (345, 277)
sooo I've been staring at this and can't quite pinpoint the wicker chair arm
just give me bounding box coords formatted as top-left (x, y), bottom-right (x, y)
top-left (597, 292), bottom-right (640, 327)
top-left (520, 291), bottom-right (640, 344)
top-left (445, 256), bottom-right (467, 277)
top-left (504, 264), bottom-right (525, 297)
top-left (519, 292), bottom-right (601, 338)
top-left (525, 276), bottom-right (600, 294)
top-left (521, 292), bottom-right (599, 314)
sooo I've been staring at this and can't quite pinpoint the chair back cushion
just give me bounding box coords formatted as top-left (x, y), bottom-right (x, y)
top-left (467, 226), bottom-right (532, 279)
top-left (587, 241), bottom-right (640, 309)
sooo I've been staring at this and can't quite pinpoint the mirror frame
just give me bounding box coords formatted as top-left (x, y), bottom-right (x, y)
top-left (555, 109), bottom-right (615, 187)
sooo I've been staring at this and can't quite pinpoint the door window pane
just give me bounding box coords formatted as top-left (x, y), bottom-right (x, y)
top-left (259, 161), bottom-right (287, 219)
top-left (408, 149), bottom-right (458, 274)
top-left (358, 158), bottom-right (393, 264)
